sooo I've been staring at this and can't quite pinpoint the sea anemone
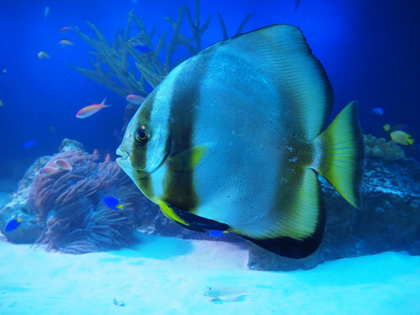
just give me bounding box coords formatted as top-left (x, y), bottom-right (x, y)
top-left (28, 150), bottom-right (147, 254)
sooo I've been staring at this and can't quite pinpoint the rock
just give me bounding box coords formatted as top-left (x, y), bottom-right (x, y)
top-left (247, 242), bottom-right (319, 271)
top-left (247, 158), bottom-right (420, 271)
top-left (0, 156), bottom-right (50, 243)
top-left (58, 138), bottom-right (84, 153)
top-left (364, 134), bottom-right (405, 161)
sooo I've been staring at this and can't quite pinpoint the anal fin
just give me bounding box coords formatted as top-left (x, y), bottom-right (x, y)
top-left (157, 200), bottom-right (230, 233)
top-left (233, 169), bottom-right (326, 259)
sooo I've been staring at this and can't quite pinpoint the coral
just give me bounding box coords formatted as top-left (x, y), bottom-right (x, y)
top-left (1, 138), bottom-right (163, 251)
top-left (364, 134), bottom-right (405, 161)
top-left (69, 0), bottom-right (253, 99)
top-left (27, 149), bottom-right (151, 254)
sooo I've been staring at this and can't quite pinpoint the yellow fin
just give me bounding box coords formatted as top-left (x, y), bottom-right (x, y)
top-left (313, 101), bottom-right (365, 208)
top-left (278, 170), bottom-right (324, 241)
top-left (116, 204), bottom-right (124, 210)
top-left (168, 144), bottom-right (209, 172)
top-left (157, 200), bottom-right (190, 226)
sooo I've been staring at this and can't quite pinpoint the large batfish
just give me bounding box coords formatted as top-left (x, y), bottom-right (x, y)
top-left (116, 25), bottom-right (365, 259)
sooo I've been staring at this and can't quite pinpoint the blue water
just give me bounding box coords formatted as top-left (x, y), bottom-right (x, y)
top-left (0, 2), bottom-right (419, 314)
top-left (0, 0), bottom-right (419, 181)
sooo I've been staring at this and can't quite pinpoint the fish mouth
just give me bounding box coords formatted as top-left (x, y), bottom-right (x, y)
top-left (116, 137), bottom-right (171, 178)
top-left (115, 153), bottom-right (134, 172)
top-left (116, 154), bottom-right (149, 179)
top-left (116, 152), bottom-right (170, 179)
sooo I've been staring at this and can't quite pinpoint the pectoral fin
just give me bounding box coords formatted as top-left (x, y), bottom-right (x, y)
top-left (168, 144), bottom-right (210, 172)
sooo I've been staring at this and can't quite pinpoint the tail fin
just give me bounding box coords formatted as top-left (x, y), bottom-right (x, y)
top-left (313, 101), bottom-right (365, 208)
top-left (101, 98), bottom-right (112, 108)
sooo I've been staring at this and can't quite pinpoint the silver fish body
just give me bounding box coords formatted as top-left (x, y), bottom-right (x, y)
top-left (117, 25), bottom-right (365, 258)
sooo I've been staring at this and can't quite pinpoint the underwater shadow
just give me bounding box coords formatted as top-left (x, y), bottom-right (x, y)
top-left (109, 232), bottom-right (194, 260)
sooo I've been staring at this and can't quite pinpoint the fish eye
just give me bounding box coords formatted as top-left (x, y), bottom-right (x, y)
top-left (136, 125), bottom-right (150, 142)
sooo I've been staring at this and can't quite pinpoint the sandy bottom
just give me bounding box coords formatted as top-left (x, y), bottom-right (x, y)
top-left (1, 193), bottom-right (419, 314)
top-left (0, 234), bottom-right (419, 315)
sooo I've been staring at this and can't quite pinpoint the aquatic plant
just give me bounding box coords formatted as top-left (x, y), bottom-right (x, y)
top-left (70, 0), bottom-right (253, 99)
top-left (364, 134), bottom-right (405, 161)
top-left (28, 149), bottom-right (146, 254)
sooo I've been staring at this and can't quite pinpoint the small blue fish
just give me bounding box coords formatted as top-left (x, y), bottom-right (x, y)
top-left (5, 217), bottom-right (22, 233)
top-left (209, 230), bottom-right (228, 237)
top-left (102, 196), bottom-right (124, 211)
top-left (23, 141), bottom-right (37, 148)
top-left (372, 108), bottom-right (384, 115)
top-left (134, 45), bottom-right (152, 53)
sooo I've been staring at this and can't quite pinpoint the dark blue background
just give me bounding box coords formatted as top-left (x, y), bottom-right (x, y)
top-left (1, 0), bottom-right (419, 182)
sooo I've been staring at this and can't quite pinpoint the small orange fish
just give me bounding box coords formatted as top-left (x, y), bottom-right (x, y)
top-left (126, 94), bottom-right (145, 105)
top-left (54, 159), bottom-right (73, 171)
top-left (39, 167), bottom-right (59, 177)
top-left (76, 99), bottom-right (111, 118)
top-left (59, 39), bottom-right (74, 46)
top-left (38, 51), bottom-right (50, 59)
top-left (105, 153), bottom-right (111, 162)
top-left (1, 69), bottom-right (6, 74)
top-left (59, 26), bottom-right (72, 33)
top-left (0, 100), bottom-right (3, 106)
top-left (93, 149), bottom-right (99, 155)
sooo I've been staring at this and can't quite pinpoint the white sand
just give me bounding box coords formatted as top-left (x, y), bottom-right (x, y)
top-left (0, 229), bottom-right (419, 315)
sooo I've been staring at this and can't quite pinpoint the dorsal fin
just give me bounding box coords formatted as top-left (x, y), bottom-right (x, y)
top-left (208, 24), bottom-right (334, 140)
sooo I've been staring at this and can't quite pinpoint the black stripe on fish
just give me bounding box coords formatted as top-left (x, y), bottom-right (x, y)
top-left (131, 90), bottom-right (157, 198)
top-left (162, 57), bottom-right (211, 214)
top-left (245, 169), bottom-right (326, 259)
